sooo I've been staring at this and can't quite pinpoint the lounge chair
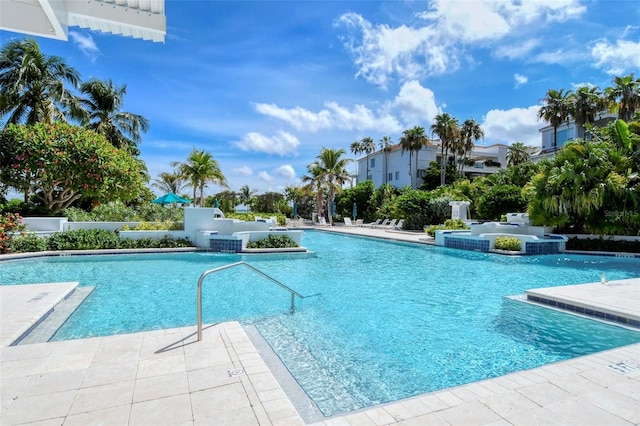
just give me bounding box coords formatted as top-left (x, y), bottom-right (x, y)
top-left (343, 218), bottom-right (356, 227)
top-left (383, 219), bottom-right (398, 229)
top-left (317, 217), bottom-right (330, 226)
top-left (355, 219), bottom-right (364, 227)
top-left (394, 219), bottom-right (404, 230)
top-left (364, 219), bottom-right (381, 228)
top-left (372, 219), bottom-right (390, 228)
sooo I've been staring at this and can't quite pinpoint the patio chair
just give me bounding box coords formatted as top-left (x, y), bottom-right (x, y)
top-left (372, 219), bottom-right (390, 228)
top-left (317, 217), bottom-right (330, 226)
top-left (343, 218), bottom-right (356, 227)
top-left (355, 219), bottom-right (364, 227)
top-left (394, 219), bottom-right (404, 230)
top-left (383, 219), bottom-right (398, 229)
top-left (364, 219), bottom-right (381, 228)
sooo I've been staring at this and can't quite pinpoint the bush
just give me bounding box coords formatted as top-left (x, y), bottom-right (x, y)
top-left (225, 212), bottom-right (286, 225)
top-left (476, 184), bottom-right (527, 221)
top-left (424, 218), bottom-right (469, 237)
top-left (566, 237), bottom-right (640, 253)
top-left (494, 237), bottom-right (521, 251)
top-left (121, 221), bottom-right (183, 231)
top-left (46, 229), bottom-right (121, 250)
top-left (0, 212), bottom-right (26, 254)
top-left (246, 234), bottom-right (298, 249)
top-left (395, 191), bottom-right (453, 230)
top-left (9, 233), bottom-right (46, 252)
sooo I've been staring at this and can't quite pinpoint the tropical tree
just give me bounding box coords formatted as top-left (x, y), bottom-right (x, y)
top-left (458, 119), bottom-right (484, 175)
top-left (605, 73), bottom-right (640, 122)
top-left (78, 79), bottom-right (150, 155)
top-left (151, 171), bottom-right (187, 195)
top-left (349, 140), bottom-right (362, 184)
top-left (379, 136), bottom-right (393, 184)
top-left (506, 142), bottom-right (534, 166)
top-left (0, 122), bottom-right (144, 213)
top-left (537, 88), bottom-right (572, 154)
top-left (431, 113), bottom-right (459, 186)
top-left (0, 38), bottom-right (82, 126)
top-left (569, 86), bottom-right (605, 139)
top-left (301, 161), bottom-right (325, 222)
top-left (361, 137), bottom-right (376, 180)
top-left (238, 185), bottom-right (256, 210)
top-left (303, 148), bottom-right (351, 224)
top-left (172, 148), bottom-right (228, 207)
top-left (399, 127), bottom-right (428, 189)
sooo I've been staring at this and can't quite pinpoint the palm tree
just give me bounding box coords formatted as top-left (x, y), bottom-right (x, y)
top-left (379, 136), bottom-right (393, 184)
top-left (605, 73), bottom-right (640, 122)
top-left (569, 86), bottom-right (605, 139)
top-left (537, 88), bottom-right (572, 154)
top-left (506, 142), bottom-right (534, 166)
top-left (349, 140), bottom-right (362, 185)
top-left (151, 171), bottom-right (187, 195)
top-left (79, 79), bottom-right (150, 155)
top-left (301, 161), bottom-right (325, 222)
top-left (317, 147), bottom-right (352, 225)
top-left (399, 126), bottom-right (428, 189)
top-left (361, 137), bottom-right (376, 180)
top-left (0, 38), bottom-right (82, 126)
top-left (238, 185), bottom-right (256, 210)
top-left (172, 148), bottom-right (228, 207)
top-left (431, 113), bottom-right (459, 186)
top-left (458, 119), bottom-right (484, 176)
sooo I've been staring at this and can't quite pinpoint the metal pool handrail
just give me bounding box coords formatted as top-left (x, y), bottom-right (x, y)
top-left (196, 261), bottom-right (307, 341)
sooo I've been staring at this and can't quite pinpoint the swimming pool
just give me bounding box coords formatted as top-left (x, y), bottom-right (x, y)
top-left (2, 230), bottom-right (640, 416)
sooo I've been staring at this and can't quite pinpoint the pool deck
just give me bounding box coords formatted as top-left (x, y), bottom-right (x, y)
top-left (2, 226), bottom-right (640, 425)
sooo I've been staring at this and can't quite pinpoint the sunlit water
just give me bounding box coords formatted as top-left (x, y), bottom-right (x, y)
top-left (2, 231), bottom-right (639, 415)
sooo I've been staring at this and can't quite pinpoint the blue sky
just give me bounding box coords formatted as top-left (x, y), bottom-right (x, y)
top-left (2, 0), bottom-right (640, 196)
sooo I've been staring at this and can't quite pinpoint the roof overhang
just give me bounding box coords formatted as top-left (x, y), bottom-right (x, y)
top-left (0, 0), bottom-right (165, 42)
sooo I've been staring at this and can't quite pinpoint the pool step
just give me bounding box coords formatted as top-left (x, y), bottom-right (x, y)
top-left (15, 287), bottom-right (94, 345)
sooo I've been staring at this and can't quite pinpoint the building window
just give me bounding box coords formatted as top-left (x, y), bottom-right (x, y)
top-left (474, 161), bottom-right (484, 169)
top-left (370, 158), bottom-right (375, 168)
top-left (395, 171), bottom-right (399, 180)
top-left (388, 173), bottom-right (393, 181)
top-left (417, 169), bottom-right (425, 178)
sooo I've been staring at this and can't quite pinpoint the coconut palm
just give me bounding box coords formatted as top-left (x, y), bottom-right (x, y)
top-left (605, 73), bottom-right (640, 122)
top-left (317, 147), bottom-right (352, 224)
top-left (430, 113), bottom-right (459, 186)
top-left (569, 86), bottom-right (606, 139)
top-left (238, 185), bottom-right (256, 210)
top-left (349, 140), bottom-right (362, 184)
top-left (0, 38), bottom-right (82, 126)
top-left (399, 126), bottom-right (428, 189)
top-left (379, 136), bottom-right (393, 184)
top-left (361, 137), bottom-right (376, 180)
top-left (172, 148), bottom-right (228, 207)
top-left (78, 79), bottom-right (149, 155)
top-left (151, 171), bottom-right (187, 195)
top-left (506, 142), bottom-right (534, 166)
top-left (458, 119), bottom-right (484, 175)
top-left (301, 161), bottom-right (325, 222)
top-left (537, 88), bottom-right (572, 154)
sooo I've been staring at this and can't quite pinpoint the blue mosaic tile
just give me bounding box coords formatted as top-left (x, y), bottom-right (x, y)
top-left (444, 237), bottom-right (490, 252)
top-left (210, 239), bottom-right (242, 253)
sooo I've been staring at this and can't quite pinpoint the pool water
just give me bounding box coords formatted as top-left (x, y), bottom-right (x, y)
top-left (2, 231), bottom-right (640, 416)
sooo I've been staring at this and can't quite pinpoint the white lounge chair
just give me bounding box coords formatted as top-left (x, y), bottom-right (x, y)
top-left (343, 218), bottom-right (356, 227)
top-left (364, 219), bottom-right (381, 228)
top-left (384, 219), bottom-right (398, 229)
top-left (372, 219), bottom-right (390, 228)
top-left (355, 219), bottom-right (364, 227)
top-left (317, 217), bottom-right (330, 226)
top-left (394, 219), bottom-right (404, 230)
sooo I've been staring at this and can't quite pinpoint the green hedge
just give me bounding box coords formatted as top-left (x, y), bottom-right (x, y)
top-left (246, 234), bottom-right (298, 249)
top-left (567, 237), bottom-right (640, 253)
top-left (9, 229), bottom-right (192, 253)
top-left (494, 236), bottom-right (522, 251)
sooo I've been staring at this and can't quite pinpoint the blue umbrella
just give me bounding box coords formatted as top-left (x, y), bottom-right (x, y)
top-left (292, 201), bottom-right (298, 219)
top-left (352, 203), bottom-right (357, 219)
top-left (214, 199), bottom-right (220, 208)
top-left (152, 193), bottom-right (190, 205)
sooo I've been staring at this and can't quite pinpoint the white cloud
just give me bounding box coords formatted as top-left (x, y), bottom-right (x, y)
top-left (258, 171), bottom-right (274, 183)
top-left (336, 1), bottom-right (585, 87)
top-left (387, 80), bottom-right (440, 127)
top-left (234, 131), bottom-right (299, 155)
top-left (232, 166), bottom-right (253, 176)
top-left (254, 102), bottom-right (402, 133)
top-left (275, 164), bottom-right (296, 179)
top-left (494, 39), bottom-right (541, 60)
top-left (591, 39), bottom-right (640, 75)
top-left (514, 73), bottom-right (528, 88)
top-left (69, 31), bottom-right (99, 60)
top-left (482, 105), bottom-right (541, 146)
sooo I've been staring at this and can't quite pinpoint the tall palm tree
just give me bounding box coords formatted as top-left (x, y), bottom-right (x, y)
top-left (172, 148), bottom-right (228, 207)
top-left (304, 148), bottom-right (351, 225)
top-left (399, 126), bottom-right (428, 189)
top-left (349, 140), bottom-right (362, 185)
top-left (0, 38), bottom-right (82, 126)
top-left (569, 86), bottom-right (605, 139)
top-left (301, 161), bottom-right (325, 222)
top-left (605, 73), bottom-right (640, 122)
top-left (238, 185), bottom-right (256, 210)
top-left (506, 142), bottom-right (533, 166)
top-left (458, 119), bottom-right (484, 176)
top-left (379, 136), bottom-right (393, 184)
top-left (537, 88), bottom-right (572, 154)
top-left (431, 113), bottom-right (459, 186)
top-left (361, 137), bottom-right (376, 180)
top-left (79, 79), bottom-right (150, 155)
top-left (151, 171), bottom-right (187, 195)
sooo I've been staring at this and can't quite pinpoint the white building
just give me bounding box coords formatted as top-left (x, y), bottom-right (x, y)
top-left (355, 142), bottom-right (509, 189)
top-left (0, 0), bottom-right (166, 42)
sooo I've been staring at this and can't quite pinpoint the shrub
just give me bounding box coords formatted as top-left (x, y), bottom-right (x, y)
top-left (395, 191), bottom-right (453, 230)
top-left (46, 229), bottom-right (121, 250)
top-left (9, 233), bottom-right (47, 252)
top-left (0, 212), bottom-right (26, 254)
top-left (246, 234), bottom-right (298, 249)
top-left (476, 184), bottom-right (527, 221)
top-left (121, 221), bottom-right (183, 231)
top-left (495, 237), bottom-right (521, 251)
top-left (566, 237), bottom-right (640, 253)
top-left (424, 218), bottom-right (469, 237)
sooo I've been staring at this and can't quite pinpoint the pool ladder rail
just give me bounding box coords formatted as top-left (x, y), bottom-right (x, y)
top-left (196, 261), bottom-right (319, 341)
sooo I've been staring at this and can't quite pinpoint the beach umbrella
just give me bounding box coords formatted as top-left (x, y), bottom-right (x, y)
top-left (152, 193), bottom-right (190, 205)
top-left (214, 199), bottom-right (220, 208)
top-left (292, 201), bottom-right (298, 219)
top-left (352, 203), bottom-right (357, 219)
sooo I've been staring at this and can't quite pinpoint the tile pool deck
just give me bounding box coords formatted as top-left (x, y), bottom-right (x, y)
top-left (1, 226), bottom-right (639, 425)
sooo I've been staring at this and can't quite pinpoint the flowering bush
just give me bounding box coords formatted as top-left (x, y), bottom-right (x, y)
top-left (0, 212), bottom-right (26, 254)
